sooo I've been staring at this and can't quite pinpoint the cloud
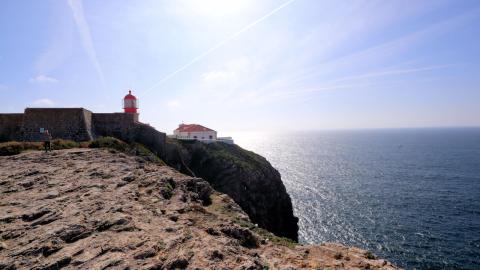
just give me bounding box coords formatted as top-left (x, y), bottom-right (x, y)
top-left (167, 100), bottom-right (180, 107)
top-left (326, 65), bottom-right (451, 85)
top-left (31, 98), bottom-right (55, 107)
top-left (68, 0), bottom-right (106, 87)
top-left (202, 71), bottom-right (237, 83)
top-left (201, 58), bottom-right (257, 86)
top-left (29, 75), bottom-right (59, 84)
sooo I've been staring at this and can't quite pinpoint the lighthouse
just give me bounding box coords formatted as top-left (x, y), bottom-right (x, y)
top-left (123, 90), bottom-right (139, 121)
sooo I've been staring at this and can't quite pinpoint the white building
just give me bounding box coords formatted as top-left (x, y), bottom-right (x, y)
top-left (171, 123), bottom-right (234, 144)
top-left (173, 124), bottom-right (217, 140)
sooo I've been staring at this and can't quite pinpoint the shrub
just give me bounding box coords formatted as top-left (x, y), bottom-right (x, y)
top-left (0, 137), bottom-right (164, 165)
top-left (20, 142), bottom-right (43, 151)
top-left (0, 140), bottom-right (84, 156)
top-left (51, 139), bottom-right (80, 150)
top-left (88, 137), bottom-right (128, 152)
top-left (89, 137), bottom-right (165, 165)
top-left (0, 142), bottom-right (24, 156)
top-left (161, 183), bottom-right (175, 199)
top-left (365, 251), bottom-right (376, 260)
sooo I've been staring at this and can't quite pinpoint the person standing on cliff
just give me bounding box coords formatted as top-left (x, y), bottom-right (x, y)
top-left (43, 130), bottom-right (52, 153)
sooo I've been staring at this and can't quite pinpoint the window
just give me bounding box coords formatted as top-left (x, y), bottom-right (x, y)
top-left (209, 135), bottom-right (213, 139)
top-left (193, 136), bottom-right (197, 139)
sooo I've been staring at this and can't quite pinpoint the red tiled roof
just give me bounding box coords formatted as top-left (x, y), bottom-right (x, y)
top-left (175, 124), bottom-right (216, 132)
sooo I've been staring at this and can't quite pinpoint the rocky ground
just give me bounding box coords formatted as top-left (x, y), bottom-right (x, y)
top-left (0, 148), bottom-right (400, 269)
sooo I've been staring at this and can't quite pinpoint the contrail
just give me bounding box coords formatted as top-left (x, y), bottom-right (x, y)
top-left (68, 0), bottom-right (106, 90)
top-left (143, 0), bottom-right (297, 95)
top-left (328, 64), bottom-right (452, 84)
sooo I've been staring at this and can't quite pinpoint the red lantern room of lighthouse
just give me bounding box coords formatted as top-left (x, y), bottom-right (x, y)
top-left (123, 90), bottom-right (139, 121)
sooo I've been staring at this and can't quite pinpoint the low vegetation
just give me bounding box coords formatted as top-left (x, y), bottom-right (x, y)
top-left (0, 137), bottom-right (164, 165)
top-left (89, 137), bottom-right (165, 165)
top-left (0, 142), bottom-right (28, 156)
top-left (175, 139), bottom-right (267, 171)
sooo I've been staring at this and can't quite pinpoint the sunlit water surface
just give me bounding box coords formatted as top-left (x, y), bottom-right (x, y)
top-left (230, 128), bottom-right (480, 270)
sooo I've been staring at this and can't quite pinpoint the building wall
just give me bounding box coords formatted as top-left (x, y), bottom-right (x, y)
top-left (174, 130), bottom-right (217, 140)
top-left (0, 114), bottom-right (24, 142)
top-left (22, 108), bottom-right (94, 141)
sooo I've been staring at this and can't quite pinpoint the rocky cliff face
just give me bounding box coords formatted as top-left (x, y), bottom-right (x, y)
top-left (0, 149), bottom-right (399, 269)
top-left (164, 139), bottom-right (299, 241)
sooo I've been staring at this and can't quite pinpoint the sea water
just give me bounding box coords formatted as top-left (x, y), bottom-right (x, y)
top-left (232, 128), bottom-right (480, 270)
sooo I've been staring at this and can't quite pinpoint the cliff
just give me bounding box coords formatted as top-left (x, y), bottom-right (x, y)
top-left (0, 148), bottom-right (399, 269)
top-left (164, 139), bottom-right (299, 241)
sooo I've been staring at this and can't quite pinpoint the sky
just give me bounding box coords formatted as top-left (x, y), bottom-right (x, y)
top-left (1, 0), bottom-right (480, 133)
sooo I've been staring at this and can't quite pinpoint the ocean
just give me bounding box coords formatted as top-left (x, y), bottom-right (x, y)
top-left (231, 128), bottom-right (480, 270)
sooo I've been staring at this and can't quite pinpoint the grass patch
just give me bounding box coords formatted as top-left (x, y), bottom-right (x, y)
top-left (51, 139), bottom-right (81, 150)
top-left (89, 137), bottom-right (165, 165)
top-left (161, 181), bottom-right (175, 199)
top-left (0, 142), bottom-right (25, 156)
top-left (0, 137), bottom-right (165, 165)
top-left (89, 136), bottom-right (129, 152)
top-left (0, 140), bottom-right (84, 156)
top-left (176, 139), bottom-right (267, 171)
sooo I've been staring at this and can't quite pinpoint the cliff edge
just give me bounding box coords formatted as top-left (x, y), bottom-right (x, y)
top-left (0, 148), bottom-right (399, 269)
top-left (164, 139), bottom-right (299, 241)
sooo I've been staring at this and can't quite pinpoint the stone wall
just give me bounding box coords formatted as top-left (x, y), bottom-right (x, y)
top-left (92, 113), bottom-right (165, 158)
top-left (22, 108), bottom-right (94, 142)
top-left (0, 114), bottom-right (24, 142)
top-left (0, 108), bottom-right (166, 158)
top-left (92, 113), bottom-right (136, 140)
top-left (131, 122), bottom-right (166, 158)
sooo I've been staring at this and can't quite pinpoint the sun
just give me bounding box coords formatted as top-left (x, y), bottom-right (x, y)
top-left (185, 0), bottom-right (254, 18)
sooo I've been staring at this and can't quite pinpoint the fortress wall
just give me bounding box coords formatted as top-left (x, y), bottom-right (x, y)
top-left (0, 109), bottom-right (166, 159)
top-left (92, 113), bottom-right (166, 158)
top-left (22, 108), bottom-right (94, 141)
top-left (92, 113), bottom-right (136, 139)
top-left (0, 114), bottom-right (24, 142)
top-left (132, 123), bottom-right (166, 158)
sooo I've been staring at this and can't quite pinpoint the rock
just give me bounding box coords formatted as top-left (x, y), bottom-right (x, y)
top-left (30, 212), bottom-right (60, 226)
top-left (95, 217), bottom-right (130, 231)
top-left (55, 224), bottom-right (92, 243)
top-left (209, 250), bottom-right (224, 261)
top-left (205, 227), bottom-right (219, 236)
top-left (22, 209), bottom-right (51, 221)
top-left (163, 256), bottom-right (189, 270)
top-left (36, 256), bottom-right (72, 270)
top-left (220, 226), bottom-right (259, 248)
top-left (122, 174), bottom-right (136, 182)
top-left (185, 178), bottom-right (212, 205)
top-left (133, 248), bottom-right (157, 259)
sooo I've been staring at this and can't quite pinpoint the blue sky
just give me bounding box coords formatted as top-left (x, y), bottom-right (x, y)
top-left (1, 0), bottom-right (480, 133)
